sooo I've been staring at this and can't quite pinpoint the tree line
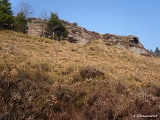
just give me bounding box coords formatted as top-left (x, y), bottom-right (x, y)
top-left (0, 0), bottom-right (68, 40)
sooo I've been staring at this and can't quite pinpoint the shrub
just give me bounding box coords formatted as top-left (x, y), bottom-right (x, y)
top-left (0, 68), bottom-right (54, 119)
top-left (80, 66), bottom-right (105, 79)
top-left (156, 87), bottom-right (160, 97)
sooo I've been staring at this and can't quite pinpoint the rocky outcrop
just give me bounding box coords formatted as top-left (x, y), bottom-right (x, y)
top-left (62, 20), bottom-right (152, 56)
top-left (26, 18), bottom-right (47, 37)
top-left (101, 34), bottom-right (149, 54)
top-left (62, 20), bottom-right (92, 44)
top-left (26, 18), bottom-right (153, 56)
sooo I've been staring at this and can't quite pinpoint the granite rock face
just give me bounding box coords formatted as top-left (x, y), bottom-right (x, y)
top-left (26, 18), bottom-right (47, 37)
top-left (62, 20), bottom-right (92, 44)
top-left (63, 21), bottom-right (152, 56)
top-left (26, 18), bottom-right (153, 56)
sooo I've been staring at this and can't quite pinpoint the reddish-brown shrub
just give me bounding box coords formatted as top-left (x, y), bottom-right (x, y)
top-left (80, 66), bottom-right (104, 79)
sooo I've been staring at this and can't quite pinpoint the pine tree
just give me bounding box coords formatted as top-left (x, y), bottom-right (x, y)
top-left (47, 12), bottom-right (68, 40)
top-left (14, 12), bottom-right (27, 33)
top-left (0, 0), bottom-right (14, 30)
top-left (155, 47), bottom-right (160, 56)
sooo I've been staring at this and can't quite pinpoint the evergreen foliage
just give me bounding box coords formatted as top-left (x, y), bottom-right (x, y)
top-left (155, 47), bottom-right (160, 56)
top-left (47, 12), bottom-right (68, 40)
top-left (0, 0), bottom-right (14, 30)
top-left (14, 12), bottom-right (27, 33)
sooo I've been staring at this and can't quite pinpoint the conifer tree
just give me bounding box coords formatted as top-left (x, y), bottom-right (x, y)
top-left (14, 12), bottom-right (27, 32)
top-left (0, 0), bottom-right (14, 30)
top-left (47, 12), bottom-right (68, 40)
top-left (155, 47), bottom-right (160, 56)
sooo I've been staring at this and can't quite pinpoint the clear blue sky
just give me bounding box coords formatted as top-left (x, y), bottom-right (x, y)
top-left (10, 0), bottom-right (160, 50)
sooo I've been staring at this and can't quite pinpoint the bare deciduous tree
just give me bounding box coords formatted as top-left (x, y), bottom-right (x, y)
top-left (40, 8), bottom-right (48, 20)
top-left (17, 0), bottom-right (34, 18)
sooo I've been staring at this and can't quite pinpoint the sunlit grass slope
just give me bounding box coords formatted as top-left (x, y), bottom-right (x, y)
top-left (0, 30), bottom-right (160, 119)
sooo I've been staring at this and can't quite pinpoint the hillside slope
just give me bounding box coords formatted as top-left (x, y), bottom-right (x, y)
top-left (0, 31), bottom-right (160, 119)
top-left (26, 18), bottom-right (153, 56)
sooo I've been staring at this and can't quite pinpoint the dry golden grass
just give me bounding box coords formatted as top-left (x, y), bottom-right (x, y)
top-left (0, 30), bottom-right (160, 119)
